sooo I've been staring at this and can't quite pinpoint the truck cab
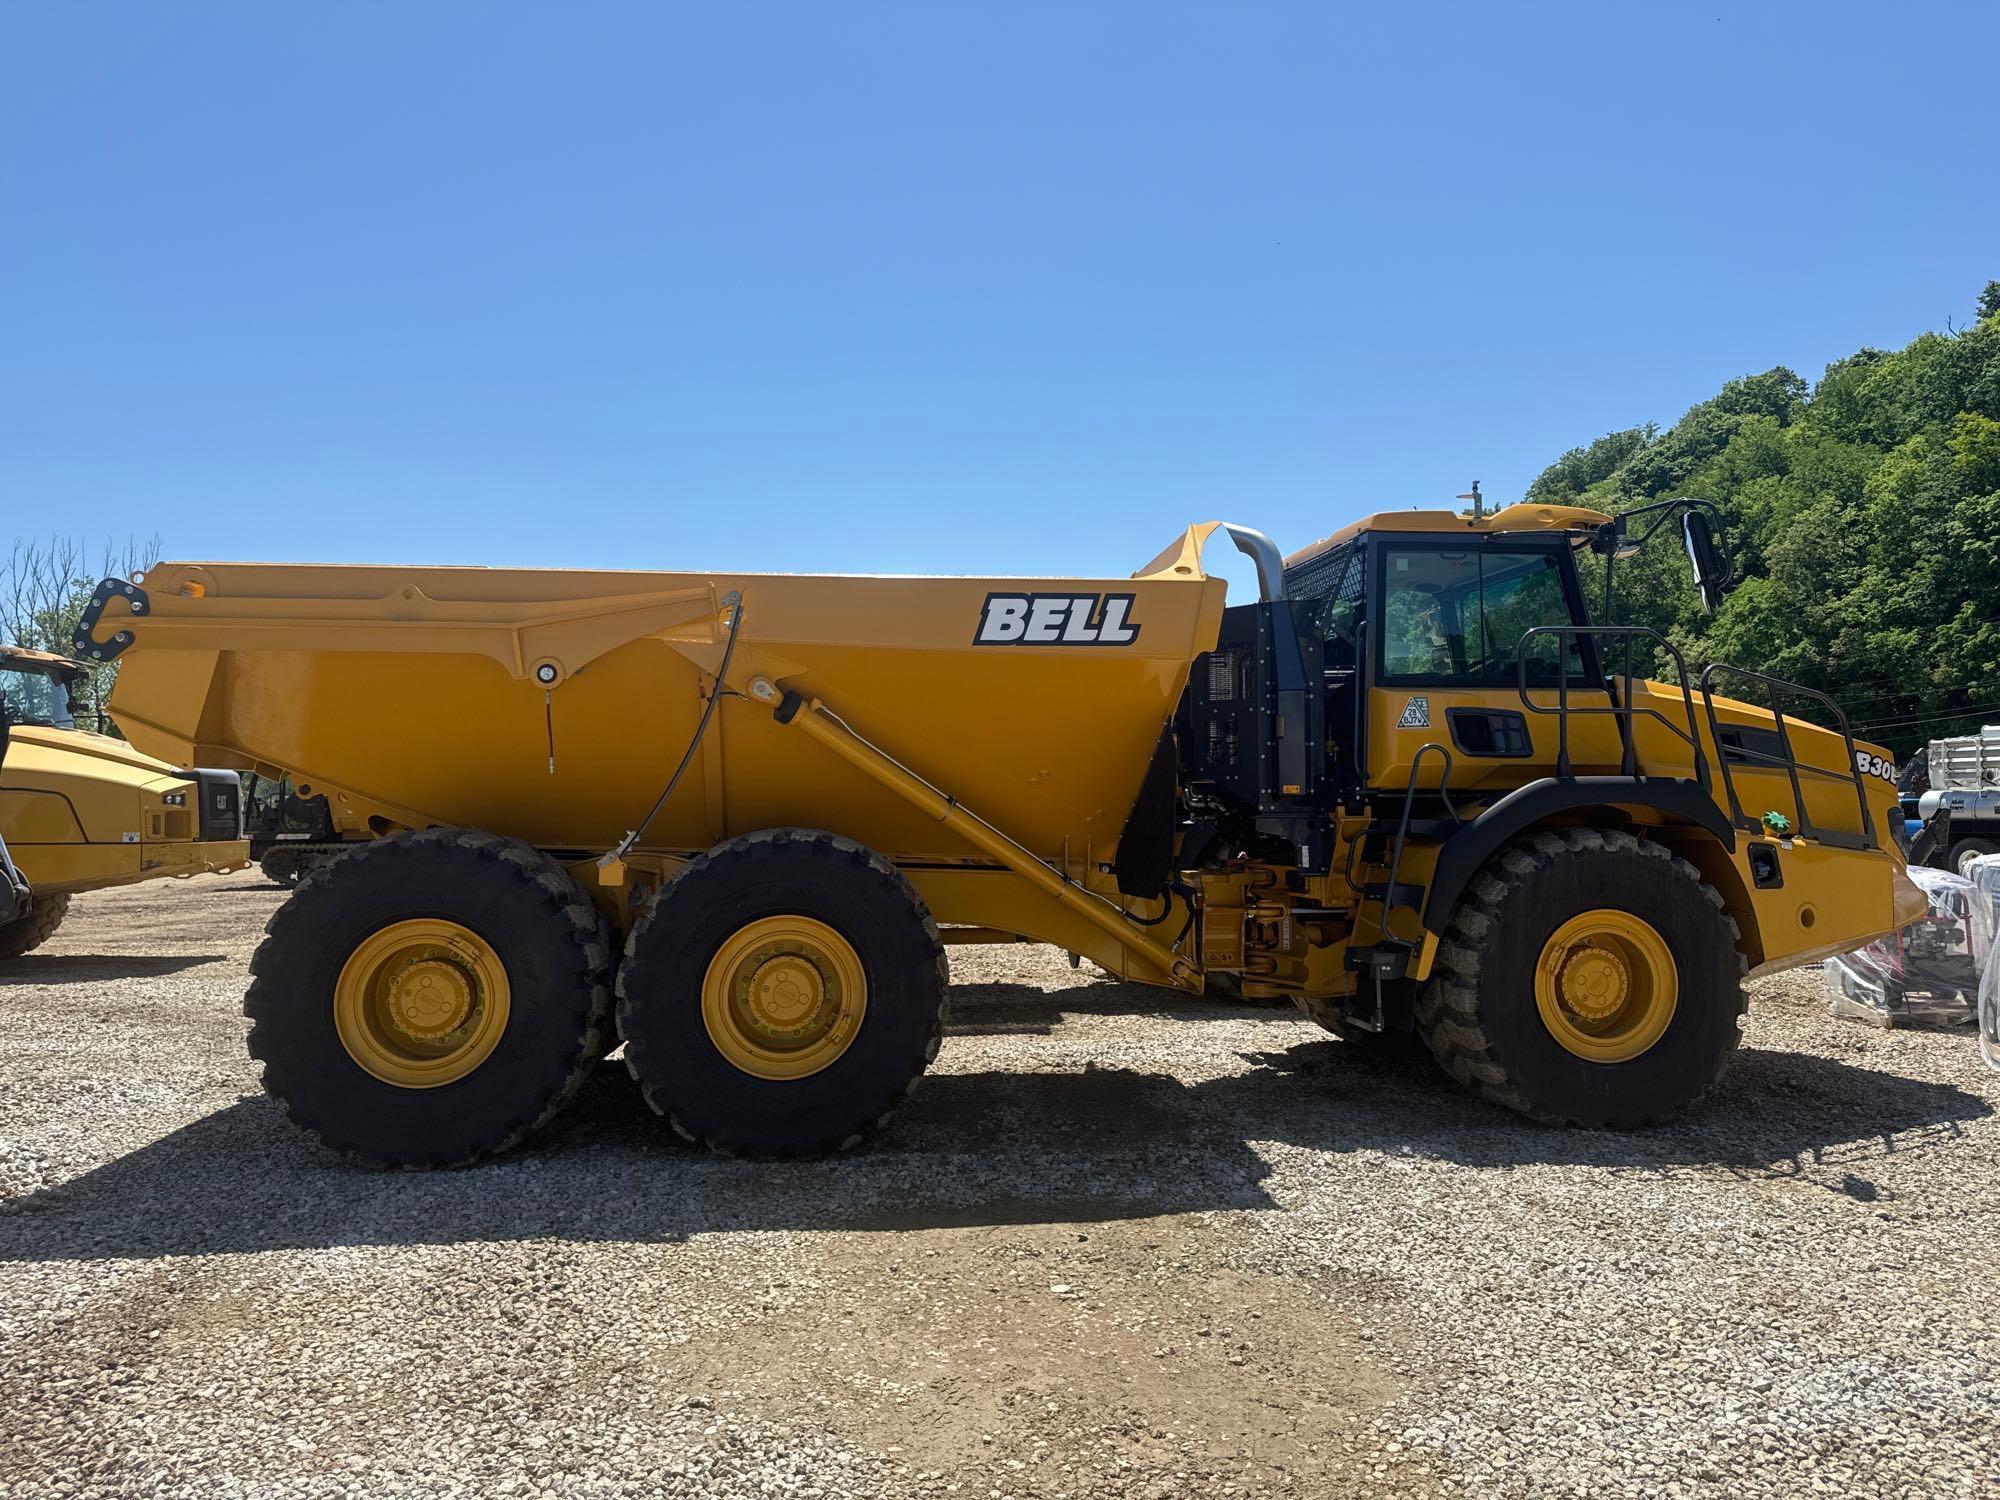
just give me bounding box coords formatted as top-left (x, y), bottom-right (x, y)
top-left (0, 644), bottom-right (248, 957)
top-left (1176, 503), bottom-right (1918, 1041)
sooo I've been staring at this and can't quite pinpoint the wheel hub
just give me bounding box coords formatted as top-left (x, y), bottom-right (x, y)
top-left (1554, 943), bottom-right (1629, 1025)
top-left (386, 956), bottom-right (476, 1042)
top-left (701, 916), bottom-right (868, 1080)
top-left (744, 951), bottom-right (832, 1040)
top-left (333, 919), bottom-right (512, 1089)
top-left (1532, 908), bottom-right (1679, 1064)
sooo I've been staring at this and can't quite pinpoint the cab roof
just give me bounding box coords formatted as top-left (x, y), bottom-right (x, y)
top-left (1282, 503), bottom-right (1614, 572)
top-left (0, 643), bottom-right (84, 674)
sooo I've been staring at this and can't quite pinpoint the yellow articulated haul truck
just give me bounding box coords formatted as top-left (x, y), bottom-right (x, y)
top-left (0, 643), bottom-right (249, 958)
top-left (76, 502), bottom-right (1924, 1165)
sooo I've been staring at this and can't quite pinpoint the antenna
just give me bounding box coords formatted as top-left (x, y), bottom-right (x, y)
top-left (1457, 480), bottom-right (1483, 521)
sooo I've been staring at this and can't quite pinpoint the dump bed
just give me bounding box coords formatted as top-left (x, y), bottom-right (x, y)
top-left (90, 546), bottom-right (1230, 869)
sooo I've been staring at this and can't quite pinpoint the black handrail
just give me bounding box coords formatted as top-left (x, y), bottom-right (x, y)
top-left (1353, 617), bottom-right (1371, 787)
top-left (1383, 742), bottom-right (1455, 931)
top-left (1513, 625), bottom-right (1712, 792)
top-left (1698, 664), bottom-right (1877, 852)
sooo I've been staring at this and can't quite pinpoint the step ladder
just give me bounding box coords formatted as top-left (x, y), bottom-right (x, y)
top-left (1340, 742), bottom-right (1457, 1028)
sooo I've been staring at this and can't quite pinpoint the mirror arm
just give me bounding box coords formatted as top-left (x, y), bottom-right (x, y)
top-left (1604, 532), bottom-right (1616, 627)
top-left (1590, 497), bottom-right (1732, 626)
top-left (1622, 496), bottom-right (1723, 551)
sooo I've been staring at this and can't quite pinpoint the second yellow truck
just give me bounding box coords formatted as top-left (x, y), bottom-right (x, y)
top-left (0, 642), bottom-right (246, 958)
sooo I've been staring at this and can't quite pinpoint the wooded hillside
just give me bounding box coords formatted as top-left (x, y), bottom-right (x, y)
top-left (1529, 281), bottom-right (2000, 757)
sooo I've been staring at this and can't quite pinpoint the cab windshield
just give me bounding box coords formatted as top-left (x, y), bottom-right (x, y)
top-left (0, 665), bottom-right (78, 729)
top-left (1378, 547), bottom-right (1584, 685)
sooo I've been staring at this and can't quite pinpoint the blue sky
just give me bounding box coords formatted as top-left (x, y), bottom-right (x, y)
top-left (3, 3), bottom-right (1993, 599)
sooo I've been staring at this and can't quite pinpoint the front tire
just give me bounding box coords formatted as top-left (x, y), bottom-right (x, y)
top-left (1417, 828), bottom-right (1745, 1127)
top-left (617, 828), bottom-right (948, 1156)
top-left (245, 828), bottom-right (611, 1167)
top-left (0, 893), bottom-right (69, 959)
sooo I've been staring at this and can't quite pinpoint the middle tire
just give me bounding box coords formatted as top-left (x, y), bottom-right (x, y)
top-left (616, 828), bottom-right (949, 1156)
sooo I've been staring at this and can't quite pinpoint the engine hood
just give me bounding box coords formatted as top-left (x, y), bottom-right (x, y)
top-left (3, 723), bottom-right (192, 790)
top-left (1698, 689), bottom-right (1897, 781)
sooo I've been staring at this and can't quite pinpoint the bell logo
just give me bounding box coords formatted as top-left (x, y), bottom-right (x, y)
top-left (975, 593), bottom-right (1142, 647)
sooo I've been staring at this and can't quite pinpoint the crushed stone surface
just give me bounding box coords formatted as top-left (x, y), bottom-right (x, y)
top-left (2, 874), bottom-right (1997, 1498)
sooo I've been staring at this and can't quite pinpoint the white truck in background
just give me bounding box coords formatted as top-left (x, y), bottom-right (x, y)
top-left (1914, 725), bottom-right (2000, 875)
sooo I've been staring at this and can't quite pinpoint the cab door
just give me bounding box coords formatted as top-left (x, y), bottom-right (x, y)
top-left (1363, 537), bottom-right (1619, 796)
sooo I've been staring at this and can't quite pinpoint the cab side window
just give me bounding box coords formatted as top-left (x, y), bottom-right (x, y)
top-left (1381, 550), bottom-right (1478, 678)
top-left (1379, 548), bottom-right (1582, 685)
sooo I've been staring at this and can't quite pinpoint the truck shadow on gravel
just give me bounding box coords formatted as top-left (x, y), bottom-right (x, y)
top-left (945, 981), bottom-right (1301, 1036)
top-left (3, 1009), bottom-right (1989, 1264)
top-left (0, 953), bottom-right (228, 983)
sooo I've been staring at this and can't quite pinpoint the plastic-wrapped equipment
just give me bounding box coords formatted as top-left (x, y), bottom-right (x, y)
top-left (1823, 865), bottom-right (1992, 1029)
top-left (1969, 854), bottom-right (2000, 1069)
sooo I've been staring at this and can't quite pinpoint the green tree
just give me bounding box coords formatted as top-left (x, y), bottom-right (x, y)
top-left (1, 535), bottom-right (161, 732)
top-left (1525, 280), bottom-right (2000, 757)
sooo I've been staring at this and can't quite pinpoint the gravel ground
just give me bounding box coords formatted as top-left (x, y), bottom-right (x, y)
top-left (3, 874), bottom-right (1998, 1499)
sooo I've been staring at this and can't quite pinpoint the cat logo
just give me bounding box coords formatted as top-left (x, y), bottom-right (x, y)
top-left (975, 593), bottom-right (1142, 646)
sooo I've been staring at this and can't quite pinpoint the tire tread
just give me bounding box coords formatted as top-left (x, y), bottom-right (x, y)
top-left (245, 827), bottom-right (610, 1168)
top-left (616, 827), bottom-right (947, 1157)
top-left (0, 893), bottom-right (70, 960)
top-left (1416, 827), bottom-right (1747, 1128)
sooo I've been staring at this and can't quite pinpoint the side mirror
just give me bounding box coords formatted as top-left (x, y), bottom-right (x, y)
top-left (1682, 510), bottom-right (1727, 614)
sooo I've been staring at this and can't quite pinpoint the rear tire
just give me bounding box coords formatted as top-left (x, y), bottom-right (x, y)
top-left (0, 893), bottom-right (69, 959)
top-left (617, 828), bottom-right (948, 1156)
top-left (1417, 828), bottom-right (1745, 1127)
top-left (246, 828), bottom-right (611, 1167)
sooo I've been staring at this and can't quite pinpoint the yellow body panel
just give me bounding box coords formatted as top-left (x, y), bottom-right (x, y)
top-left (0, 724), bottom-right (249, 897)
top-left (99, 548), bottom-right (1225, 976)
top-left (107, 560), bottom-right (1227, 862)
top-left (1361, 674), bottom-right (1918, 980)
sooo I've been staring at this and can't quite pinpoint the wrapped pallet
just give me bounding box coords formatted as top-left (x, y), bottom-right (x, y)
top-left (1969, 854), bottom-right (2000, 1068)
top-left (1823, 865), bottom-right (1990, 1028)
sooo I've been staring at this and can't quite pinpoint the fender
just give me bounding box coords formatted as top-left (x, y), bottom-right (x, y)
top-left (1421, 776), bottom-right (1735, 935)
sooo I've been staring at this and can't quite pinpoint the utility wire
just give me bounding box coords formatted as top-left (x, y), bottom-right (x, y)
top-left (1851, 701), bottom-right (2000, 733)
top-left (1824, 679), bottom-right (2000, 712)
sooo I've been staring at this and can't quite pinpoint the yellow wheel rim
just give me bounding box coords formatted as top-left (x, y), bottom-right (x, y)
top-left (701, 915), bottom-right (868, 1080)
top-left (333, 918), bottom-right (511, 1088)
top-left (1533, 908), bottom-right (1678, 1064)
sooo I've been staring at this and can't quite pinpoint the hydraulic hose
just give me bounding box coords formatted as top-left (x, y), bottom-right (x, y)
top-left (601, 592), bottom-right (743, 867)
